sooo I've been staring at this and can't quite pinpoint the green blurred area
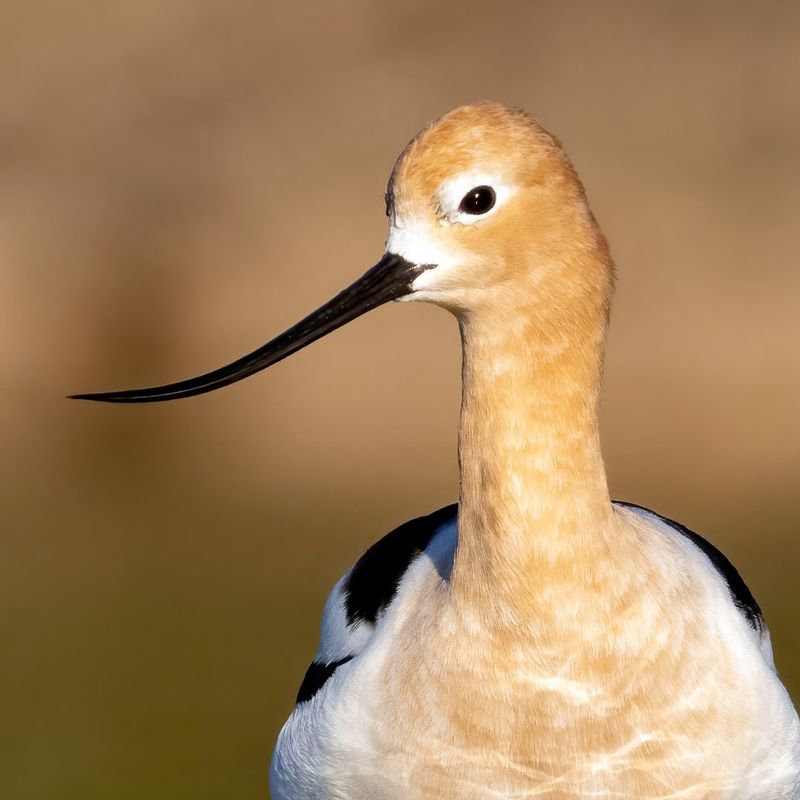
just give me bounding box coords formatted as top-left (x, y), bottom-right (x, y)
top-left (1, 1), bottom-right (799, 798)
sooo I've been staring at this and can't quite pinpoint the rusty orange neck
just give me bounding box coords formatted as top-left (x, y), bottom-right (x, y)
top-left (451, 295), bottom-right (615, 608)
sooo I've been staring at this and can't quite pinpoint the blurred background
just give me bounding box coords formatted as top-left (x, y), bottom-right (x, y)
top-left (1, 1), bottom-right (799, 797)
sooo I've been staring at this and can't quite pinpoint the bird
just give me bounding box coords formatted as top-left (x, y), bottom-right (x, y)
top-left (72, 102), bottom-right (800, 799)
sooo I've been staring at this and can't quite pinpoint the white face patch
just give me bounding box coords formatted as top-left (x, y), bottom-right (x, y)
top-left (386, 171), bottom-right (516, 301)
top-left (386, 221), bottom-right (450, 268)
top-left (386, 220), bottom-right (461, 300)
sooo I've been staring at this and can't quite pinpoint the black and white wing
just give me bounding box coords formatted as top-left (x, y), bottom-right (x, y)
top-left (294, 503), bottom-right (457, 704)
top-left (614, 500), bottom-right (771, 660)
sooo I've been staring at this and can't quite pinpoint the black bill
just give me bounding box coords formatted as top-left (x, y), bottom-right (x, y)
top-left (71, 252), bottom-right (429, 403)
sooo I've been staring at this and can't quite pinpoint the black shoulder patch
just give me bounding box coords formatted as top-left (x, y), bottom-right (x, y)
top-left (344, 503), bottom-right (457, 626)
top-left (296, 656), bottom-right (354, 704)
top-left (615, 501), bottom-right (763, 631)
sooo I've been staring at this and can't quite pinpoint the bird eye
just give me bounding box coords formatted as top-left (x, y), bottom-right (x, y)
top-left (458, 185), bottom-right (496, 215)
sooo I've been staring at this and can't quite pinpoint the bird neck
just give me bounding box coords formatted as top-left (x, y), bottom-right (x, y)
top-left (450, 293), bottom-right (615, 609)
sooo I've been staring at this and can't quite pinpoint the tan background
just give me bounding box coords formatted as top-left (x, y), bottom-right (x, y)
top-left (2, 1), bottom-right (799, 798)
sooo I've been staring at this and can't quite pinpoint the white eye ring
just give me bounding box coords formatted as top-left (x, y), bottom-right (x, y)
top-left (439, 173), bottom-right (514, 225)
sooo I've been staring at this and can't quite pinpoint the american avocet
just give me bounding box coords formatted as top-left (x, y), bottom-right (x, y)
top-left (73, 103), bottom-right (799, 798)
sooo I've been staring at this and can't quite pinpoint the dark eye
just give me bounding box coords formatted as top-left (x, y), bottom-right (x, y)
top-left (459, 185), bottom-right (496, 215)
